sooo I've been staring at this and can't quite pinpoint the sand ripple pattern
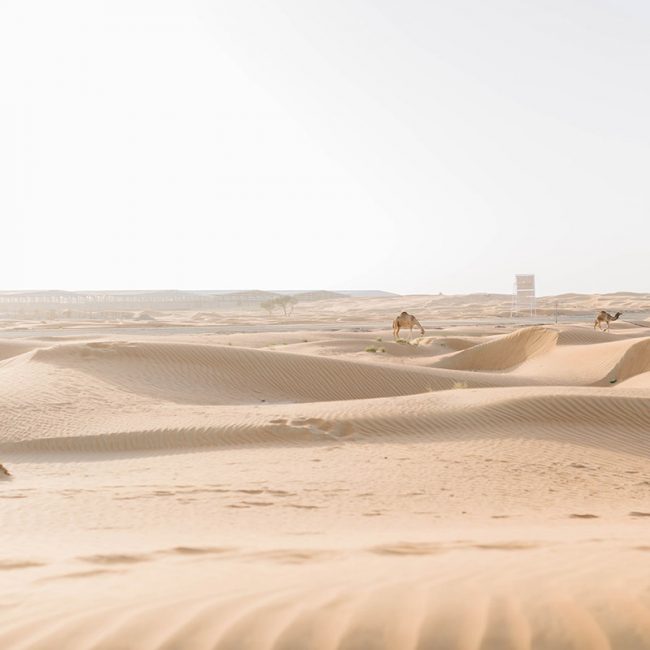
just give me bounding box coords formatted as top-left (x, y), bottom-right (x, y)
top-left (2, 567), bottom-right (650, 650)
top-left (0, 330), bottom-right (649, 454)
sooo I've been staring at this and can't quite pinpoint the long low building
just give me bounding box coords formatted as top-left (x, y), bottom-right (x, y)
top-left (0, 289), bottom-right (349, 316)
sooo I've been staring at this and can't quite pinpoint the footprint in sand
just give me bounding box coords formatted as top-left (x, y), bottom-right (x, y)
top-left (41, 569), bottom-right (124, 581)
top-left (0, 560), bottom-right (45, 570)
top-left (160, 546), bottom-right (235, 556)
top-left (79, 553), bottom-right (151, 565)
top-left (370, 542), bottom-right (444, 556)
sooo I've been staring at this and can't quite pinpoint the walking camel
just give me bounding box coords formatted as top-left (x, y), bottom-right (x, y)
top-left (594, 310), bottom-right (622, 332)
top-left (392, 311), bottom-right (425, 340)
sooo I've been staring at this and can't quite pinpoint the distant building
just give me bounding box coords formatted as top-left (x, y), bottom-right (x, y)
top-left (510, 274), bottom-right (536, 317)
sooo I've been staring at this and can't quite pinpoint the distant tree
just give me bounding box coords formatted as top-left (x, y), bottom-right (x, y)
top-left (276, 296), bottom-right (297, 316)
top-left (260, 296), bottom-right (297, 317)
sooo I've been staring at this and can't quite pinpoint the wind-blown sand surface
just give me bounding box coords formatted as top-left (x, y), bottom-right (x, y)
top-left (1, 302), bottom-right (650, 649)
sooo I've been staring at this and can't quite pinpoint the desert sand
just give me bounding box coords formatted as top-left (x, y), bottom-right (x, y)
top-left (1, 293), bottom-right (650, 649)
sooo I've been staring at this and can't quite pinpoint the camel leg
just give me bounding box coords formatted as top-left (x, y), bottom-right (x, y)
top-left (394, 325), bottom-right (400, 340)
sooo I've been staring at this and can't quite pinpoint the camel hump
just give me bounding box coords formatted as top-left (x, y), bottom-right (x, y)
top-left (400, 311), bottom-right (409, 317)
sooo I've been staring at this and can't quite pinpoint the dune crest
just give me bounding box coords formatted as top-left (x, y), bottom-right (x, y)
top-left (432, 326), bottom-right (559, 371)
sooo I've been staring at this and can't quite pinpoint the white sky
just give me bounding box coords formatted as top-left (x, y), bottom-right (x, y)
top-left (1, 0), bottom-right (648, 295)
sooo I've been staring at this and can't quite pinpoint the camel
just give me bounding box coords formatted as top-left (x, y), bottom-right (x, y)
top-left (0, 464), bottom-right (10, 478)
top-left (393, 311), bottom-right (425, 340)
top-left (594, 310), bottom-right (622, 332)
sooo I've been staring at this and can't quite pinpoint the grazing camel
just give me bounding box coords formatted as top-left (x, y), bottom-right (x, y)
top-left (594, 310), bottom-right (622, 332)
top-left (393, 311), bottom-right (425, 340)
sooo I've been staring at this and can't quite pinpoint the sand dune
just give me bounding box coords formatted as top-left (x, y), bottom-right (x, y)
top-left (0, 339), bottom-right (49, 361)
top-left (609, 338), bottom-right (650, 384)
top-left (277, 337), bottom-right (436, 359)
top-left (430, 326), bottom-right (559, 371)
top-left (617, 370), bottom-right (650, 388)
top-left (426, 325), bottom-right (650, 386)
top-left (556, 324), bottom-right (650, 345)
top-left (1, 313), bottom-right (650, 649)
top-left (2, 385), bottom-right (648, 455)
top-left (21, 338), bottom-right (531, 405)
top-left (510, 335), bottom-right (650, 386)
top-left (1, 324), bottom-right (649, 455)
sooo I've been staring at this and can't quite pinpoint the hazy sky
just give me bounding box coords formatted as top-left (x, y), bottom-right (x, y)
top-left (1, 1), bottom-right (648, 295)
